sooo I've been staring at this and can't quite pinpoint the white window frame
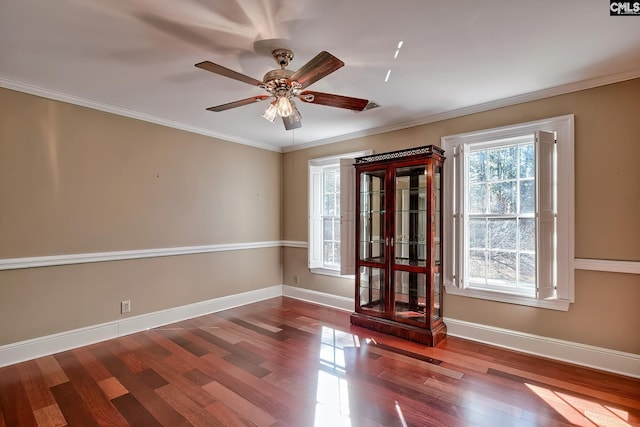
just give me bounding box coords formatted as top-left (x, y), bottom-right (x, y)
top-left (442, 115), bottom-right (574, 310)
top-left (309, 150), bottom-right (372, 277)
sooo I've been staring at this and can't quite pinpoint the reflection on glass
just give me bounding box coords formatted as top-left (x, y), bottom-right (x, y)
top-left (433, 273), bottom-right (441, 320)
top-left (359, 170), bottom-right (386, 263)
top-left (394, 166), bottom-right (427, 267)
top-left (435, 166), bottom-right (441, 265)
top-left (394, 270), bottom-right (427, 323)
top-left (359, 267), bottom-right (385, 313)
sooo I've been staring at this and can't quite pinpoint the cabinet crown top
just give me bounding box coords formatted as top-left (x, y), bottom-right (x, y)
top-left (355, 145), bottom-right (445, 164)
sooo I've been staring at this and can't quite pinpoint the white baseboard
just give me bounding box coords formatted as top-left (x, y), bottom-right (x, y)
top-left (281, 286), bottom-right (640, 379)
top-left (0, 285), bottom-right (282, 368)
top-left (2, 284), bottom-right (638, 379)
top-left (444, 318), bottom-right (640, 379)
top-left (282, 285), bottom-right (354, 311)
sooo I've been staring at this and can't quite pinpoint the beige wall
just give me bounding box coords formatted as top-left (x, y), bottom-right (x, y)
top-left (0, 88), bottom-right (283, 345)
top-left (2, 78), bottom-right (638, 355)
top-left (282, 78), bottom-right (640, 354)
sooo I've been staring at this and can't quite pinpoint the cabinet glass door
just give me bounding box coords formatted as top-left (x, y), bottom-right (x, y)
top-left (358, 169), bottom-right (386, 313)
top-left (433, 164), bottom-right (443, 321)
top-left (393, 165), bottom-right (428, 322)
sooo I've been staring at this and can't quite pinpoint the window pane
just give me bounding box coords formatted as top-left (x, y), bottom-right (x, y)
top-left (519, 143), bottom-right (535, 178)
top-left (489, 219), bottom-right (516, 249)
top-left (489, 146), bottom-right (517, 180)
top-left (469, 183), bottom-right (487, 214)
top-left (324, 169), bottom-right (337, 193)
top-left (469, 250), bottom-right (487, 280)
top-left (469, 219), bottom-right (487, 249)
top-left (488, 251), bottom-right (517, 283)
top-left (519, 179), bottom-right (534, 213)
top-left (469, 151), bottom-right (486, 182)
top-left (323, 194), bottom-right (336, 216)
top-left (323, 242), bottom-right (339, 266)
top-left (488, 219), bottom-right (517, 250)
top-left (519, 253), bottom-right (536, 286)
top-left (489, 181), bottom-right (516, 214)
top-left (323, 218), bottom-right (334, 240)
top-left (519, 218), bottom-right (535, 251)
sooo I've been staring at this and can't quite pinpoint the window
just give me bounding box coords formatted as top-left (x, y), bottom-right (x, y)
top-left (309, 150), bottom-right (371, 276)
top-left (321, 165), bottom-right (340, 269)
top-left (442, 115), bottom-right (574, 310)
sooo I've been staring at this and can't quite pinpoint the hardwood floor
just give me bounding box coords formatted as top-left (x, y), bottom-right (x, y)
top-left (1, 296), bottom-right (638, 426)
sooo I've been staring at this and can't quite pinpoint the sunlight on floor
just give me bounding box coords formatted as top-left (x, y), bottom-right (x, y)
top-left (314, 326), bottom-right (360, 427)
top-left (394, 400), bottom-right (409, 427)
top-left (525, 383), bottom-right (631, 427)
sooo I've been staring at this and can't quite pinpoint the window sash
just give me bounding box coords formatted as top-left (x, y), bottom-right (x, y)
top-left (463, 138), bottom-right (537, 296)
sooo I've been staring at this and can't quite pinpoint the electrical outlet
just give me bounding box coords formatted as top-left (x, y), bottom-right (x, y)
top-left (121, 300), bottom-right (131, 314)
top-left (294, 275), bottom-right (299, 285)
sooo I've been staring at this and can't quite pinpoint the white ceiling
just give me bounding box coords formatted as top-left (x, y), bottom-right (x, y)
top-left (2, 0), bottom-right (640, 152)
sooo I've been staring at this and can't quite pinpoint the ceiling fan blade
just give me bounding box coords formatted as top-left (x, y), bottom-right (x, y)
top-left (298, 91), bottom-right (369, 111)
top-left (206, 95), bottom-right (270, 112)
top-left (290, 51), bottom-right (344, 89)
top-left (195, 61), bottom-right (263, 86)
top-left (282, 114), bottom-right (302, 130)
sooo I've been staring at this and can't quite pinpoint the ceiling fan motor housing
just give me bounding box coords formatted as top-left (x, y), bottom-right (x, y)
top-left (262, 68), bottom-right (299, 97)
top-left (272, 48), bottom-right (294, 68)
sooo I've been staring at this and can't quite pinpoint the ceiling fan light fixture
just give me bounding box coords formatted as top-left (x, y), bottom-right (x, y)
top-left (290, 99), bottom-right (302, 121)
top-left (276, 95), bottom-right (293, 117)
top-left (262, 101), bottom-right (278, 122)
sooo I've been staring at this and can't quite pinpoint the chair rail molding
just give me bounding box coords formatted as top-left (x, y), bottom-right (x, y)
top-left (0, 241), bottom-right (285, 271)
top-left (574, 258), bottom-right (640, 275)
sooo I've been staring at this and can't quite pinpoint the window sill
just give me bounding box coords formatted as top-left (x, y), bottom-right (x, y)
top-left (444, 285), bottom-right (570, 311)
top-left (310, 268), bottom-right (355, 279)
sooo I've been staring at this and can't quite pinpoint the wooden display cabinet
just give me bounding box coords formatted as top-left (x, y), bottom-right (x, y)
top-left (350, 145), bottom-right (446, 346)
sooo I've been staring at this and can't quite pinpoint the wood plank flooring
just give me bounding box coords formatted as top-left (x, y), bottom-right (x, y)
top-left (1, 296), bottom-right (638, 426)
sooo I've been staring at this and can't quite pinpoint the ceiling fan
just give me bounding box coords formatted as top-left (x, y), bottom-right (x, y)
top-left (195, 49), bottom-right (369, 130)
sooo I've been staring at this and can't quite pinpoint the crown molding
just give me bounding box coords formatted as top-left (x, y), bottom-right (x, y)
top-left (0, 77), bottom-right (281, 153)
top-left (282, 68), bottom-right (640, 152)
top-left (3, 68), bottom-right (640, 154)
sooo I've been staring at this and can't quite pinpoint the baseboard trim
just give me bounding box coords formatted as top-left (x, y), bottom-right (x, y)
top-left (281, 287), bottom-right (640, 379)
top-left (282, 285), bottom-right (354, 311)
top-left (0, 285), bottom-right (282, 368)
top-left (2, 285), bottom-right (638, 379)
